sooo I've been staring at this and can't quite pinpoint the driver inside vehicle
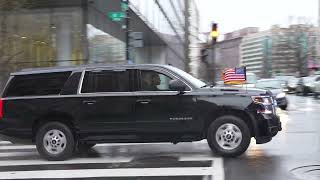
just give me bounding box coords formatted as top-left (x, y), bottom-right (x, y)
top-left (141, 72), bottom-right (161, 91)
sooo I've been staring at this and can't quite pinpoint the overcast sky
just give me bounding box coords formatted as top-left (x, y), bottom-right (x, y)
top-left (196, 0), bottom-right (319, 35)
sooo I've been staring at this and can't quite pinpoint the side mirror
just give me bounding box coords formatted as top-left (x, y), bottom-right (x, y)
top-left (169, 79), bottom-right (187, 92)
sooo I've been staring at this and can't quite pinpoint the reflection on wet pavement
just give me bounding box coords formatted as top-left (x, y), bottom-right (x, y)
top-left (225, 95), bottom-right (320, 180)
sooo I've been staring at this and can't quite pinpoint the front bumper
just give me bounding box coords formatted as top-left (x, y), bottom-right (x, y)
top-left (276, 97), bottom-right (288, 106)
top-left (251, 110), bottom-right (282, 144)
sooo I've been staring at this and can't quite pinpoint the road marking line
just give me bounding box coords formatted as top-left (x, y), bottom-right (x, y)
top-left (0, 167), bottom-right (218, 179)
top-left (0, 145), bottom-right (35, 150)
top-left (0, 152), bottom-right (37, 157)
top-left (180, 156), bottom-right (224, 180)
top-left (0, 140), bottom-right (208, 150)
top-left (0, 157), bottom-right (134, 166)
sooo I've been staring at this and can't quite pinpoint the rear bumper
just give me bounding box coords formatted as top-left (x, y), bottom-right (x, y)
top-left (0, 132), bottom-right (32, 144)
top-left (0, 119), bottom-right (32, 144)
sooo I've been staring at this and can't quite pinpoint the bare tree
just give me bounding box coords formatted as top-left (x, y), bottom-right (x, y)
top-left (0, 0), bottom-right (32, 90)
top-left (271, 25), bottom-right (317, 77)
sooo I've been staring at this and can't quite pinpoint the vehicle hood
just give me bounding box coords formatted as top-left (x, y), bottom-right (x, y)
top-left (197, 86), bottom-right (270, 96)
top-left (268, 89), bottom-right (283, 95)
top-left (232, 83), bottom-right (256, 88)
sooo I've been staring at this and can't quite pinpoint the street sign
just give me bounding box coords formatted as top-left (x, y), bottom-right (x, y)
top-left (130, 40), bottom-right (144, 48)
top-left (129, 32), bottom-right (143, 39)
top-left (108, 12), bottom-right (125, 22)
top-left (121, 2), bottom-right (129, 11)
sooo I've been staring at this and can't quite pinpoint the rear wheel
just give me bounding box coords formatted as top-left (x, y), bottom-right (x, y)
top-left (36, 122), bottom-right (75, 161)
top-left (207, 115), bottom-right (251, 157)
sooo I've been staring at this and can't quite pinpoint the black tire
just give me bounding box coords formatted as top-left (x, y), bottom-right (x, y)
top-left (36, 122), bottom-right (75, 161)
top-left (279, 105), bottom-right (287, 110)
top-left (207, 115), bottom-right (251, 157)
top-left (303, 89), bottom-right (308, 96)
top-left (295, 87), bottom-right (302, 96)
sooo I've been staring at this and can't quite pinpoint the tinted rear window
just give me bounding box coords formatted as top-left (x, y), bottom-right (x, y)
top-left (60, 72), bottom-right (82, 95)
top-left (81, 70), bottom-right (132, 93)
top-left (4, 72), bottom-right (71, 97)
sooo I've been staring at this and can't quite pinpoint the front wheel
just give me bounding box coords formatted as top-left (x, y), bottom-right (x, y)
top-left (207, 116), bottom-right (251, 157)
top-left (36, 122), bottom-right (75, 161)
top-left (279, 105), bottom-right (287, 110)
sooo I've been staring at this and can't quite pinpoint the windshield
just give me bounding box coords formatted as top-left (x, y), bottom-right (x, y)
top-left (275, 76), bottom-right (293, 82)
top-left (166, 66), bottom-right (206, 88)
top-left (256, 80), bottom-right (282, 89)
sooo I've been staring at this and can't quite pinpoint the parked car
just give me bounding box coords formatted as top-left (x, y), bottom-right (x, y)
top-left (274, 75), bottom-right (295, 92)
top-left (296, 76), bottom-right (320, 96)
top-left (0, 64), bottom-right (281, 160)
top-left (312, 76), bottom-right (320, 98)
top-left (232, 72), bottom-right (258, 88)
top-left (256, 79), bottom-right (289, 110)
top-left (245, 73), bottom-right (258, 87)
top-left (287, 77), bottom-right (299, 93)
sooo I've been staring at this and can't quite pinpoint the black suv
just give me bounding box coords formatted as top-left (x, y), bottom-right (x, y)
top-left (0, 64), bottom-right (281, 160)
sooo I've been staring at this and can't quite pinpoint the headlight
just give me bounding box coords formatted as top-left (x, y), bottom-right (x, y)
top-left (276, 92), bottom-right (286, 99)
top-left (251, 96), bottom-right (273, 105)
top-left (252, 96), bottom-right (274, 114)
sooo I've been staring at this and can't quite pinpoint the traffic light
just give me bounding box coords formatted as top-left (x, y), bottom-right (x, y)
top-left (201, 48), bottom-right (209, 62)
top-left (210, 23), bottom-right (218, 45)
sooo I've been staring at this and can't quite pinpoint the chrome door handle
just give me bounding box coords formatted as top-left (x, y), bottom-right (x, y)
top-left (83, 100), bottom-right (96, 105)
top-left (136, 99), bottom-right (151, 104)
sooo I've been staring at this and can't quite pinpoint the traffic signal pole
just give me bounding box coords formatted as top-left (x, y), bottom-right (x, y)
top-left (124, 0), bottom-right (130, 62)
top-left (211, 43), bottom-right (216, 84)
top-left (210, 23), bottom-right (218, 84)
top-left (184, 0), bottom-right (191, 73)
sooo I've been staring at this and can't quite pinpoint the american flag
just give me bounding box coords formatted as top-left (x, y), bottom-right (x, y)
top-left (223, 67), bottom-right (246, 84)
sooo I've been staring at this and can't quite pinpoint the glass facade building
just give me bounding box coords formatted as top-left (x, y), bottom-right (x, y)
top-left (0, 0), bottom-right (200, 90)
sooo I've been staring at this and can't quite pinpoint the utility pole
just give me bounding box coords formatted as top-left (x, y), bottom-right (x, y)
top-left (184, 0), bottom-right (191, 73)
top-left (318, 0), bottom-right (320, 27)
top-left (123, 0), bottom-right (130, 63)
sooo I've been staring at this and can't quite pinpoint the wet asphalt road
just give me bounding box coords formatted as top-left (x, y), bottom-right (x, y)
top-left (0, 95), bottom-right (319, 180)
top-left (225, 95), bottom-right (320, 180)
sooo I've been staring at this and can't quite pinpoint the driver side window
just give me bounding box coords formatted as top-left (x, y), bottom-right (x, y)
top-left (140, 70), bottom-right (173, 91)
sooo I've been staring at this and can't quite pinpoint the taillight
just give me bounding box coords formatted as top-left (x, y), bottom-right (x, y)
top-left (0, 98), bottom-right (3, 119)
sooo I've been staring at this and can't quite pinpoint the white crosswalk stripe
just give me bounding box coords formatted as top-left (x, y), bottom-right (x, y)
top-left (0, 141), bottom-right (224, 180)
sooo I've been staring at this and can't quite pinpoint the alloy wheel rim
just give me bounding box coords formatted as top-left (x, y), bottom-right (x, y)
top-left (43, 129), bottom-right (67, 155)
top-left (215, 123), bottom-right (242, 150)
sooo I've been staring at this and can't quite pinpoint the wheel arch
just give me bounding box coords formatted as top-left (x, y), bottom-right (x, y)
top-left (203, 106), bottom-right (256, 138)
top-left (32, 111), bottom-right (78, 142)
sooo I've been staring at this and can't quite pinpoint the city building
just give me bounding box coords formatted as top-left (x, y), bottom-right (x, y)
top-left (240, 31), bottom-right (271, 78)
top-left (215, 27), bottom-right (259, 75)
top-left (198, 27), bottom-right (258, 81)
top-left (241, 25), bottom-right (319, 78)
top-left (0, 0), bottom-right (200, 89)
